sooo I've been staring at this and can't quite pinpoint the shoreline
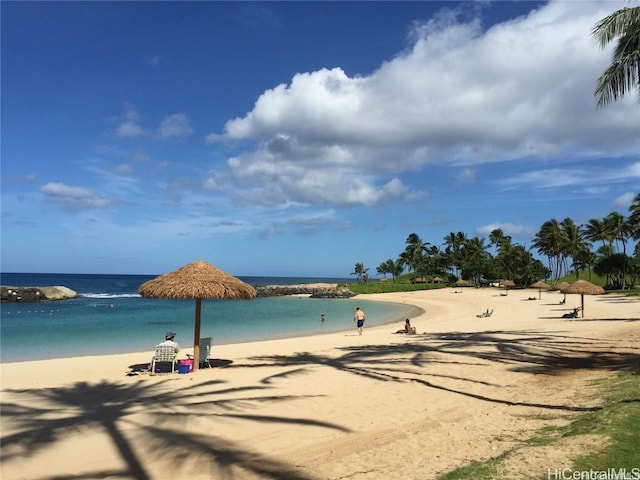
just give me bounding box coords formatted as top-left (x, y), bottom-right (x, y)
top-left (2, 287), bottom-right (638, 479)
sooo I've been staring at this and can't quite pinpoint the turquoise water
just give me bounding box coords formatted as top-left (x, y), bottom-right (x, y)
top-left (0, 273), bottom-right (418, 363)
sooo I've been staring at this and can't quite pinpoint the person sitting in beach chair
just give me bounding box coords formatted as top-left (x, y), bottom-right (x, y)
top-left (477, 308), bottom-right (493, 318)
top-left (150, 331), bottom-right (180, 373)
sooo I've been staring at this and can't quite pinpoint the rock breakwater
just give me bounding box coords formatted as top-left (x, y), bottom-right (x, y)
top-left (1, 286), bottom-right (79, 303)
top-left (254, 283), bottom-right (355, 298)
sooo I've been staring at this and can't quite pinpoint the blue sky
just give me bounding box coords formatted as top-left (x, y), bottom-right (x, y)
top-left (2, 1), bottom-right (639, 277)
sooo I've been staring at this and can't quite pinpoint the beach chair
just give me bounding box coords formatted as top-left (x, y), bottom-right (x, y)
top-left (151, 345), bottom-right (177, 374)
top-left (199, 337), bottom-right (213, 368)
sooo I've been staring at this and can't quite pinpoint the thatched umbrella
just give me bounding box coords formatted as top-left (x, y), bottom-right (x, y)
top-left (139, 260), bottom-right (256, 371)
top-left (454, 278), bottom-right (469, 292)
top-left (560, 280), bottom-right (604, 318)
top-left (499, 280), bottom-right (515, 295)
top-left (530, 281), bottom-right (550, 299)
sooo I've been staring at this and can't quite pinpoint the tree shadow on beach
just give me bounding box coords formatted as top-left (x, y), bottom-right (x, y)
top-left (1, 377), bottom-right (348, 480)
top-left (239, 328), bottom-right (640, 413)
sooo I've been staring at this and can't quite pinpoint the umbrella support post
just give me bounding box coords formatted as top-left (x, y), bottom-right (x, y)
top-left (193, 298), bottom-right (202, 372)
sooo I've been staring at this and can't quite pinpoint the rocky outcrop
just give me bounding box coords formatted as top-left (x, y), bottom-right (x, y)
top-left (1, 286), bottom-right (78, 303)
top-left (254, 283), bottom-right (355, 298)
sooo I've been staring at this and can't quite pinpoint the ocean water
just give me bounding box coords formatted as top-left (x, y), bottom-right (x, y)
top-left (0, 273), bottom-right (418, 363)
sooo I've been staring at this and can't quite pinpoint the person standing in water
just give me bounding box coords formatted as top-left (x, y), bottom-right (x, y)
top-left (353, 307), bottom-right (365, 335)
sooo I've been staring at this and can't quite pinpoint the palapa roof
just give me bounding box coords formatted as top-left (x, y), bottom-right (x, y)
top-left (560, 279), bottom-right (605, 295)
top-left (454, 279), bottom-right (469, 286)
top-left (500, 280), bottom-right (515, 287)
top-left (530, 281), bottom-right (550, 289)
top-left (138, 260), bottom-right (257, 300)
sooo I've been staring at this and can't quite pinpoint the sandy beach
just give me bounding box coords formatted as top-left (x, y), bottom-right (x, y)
top-left (1, 286), bottom-right (639, 480)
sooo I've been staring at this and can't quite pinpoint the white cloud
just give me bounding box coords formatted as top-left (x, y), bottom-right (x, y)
top-left (612, 192), bottom-right (635, 210)
top-left (204, 132), bottom-right (223, 144)
top-left (115, 164), bottom-right (133, 174)
top-left (455, 168), bottom-right (476, 187)
top-left (205, 1), bottom-right (638, 208)
top-left (113, 107), bottom-right (193, 141)
top-left (146, 55), bottom-right (162, 66)
top-left (498, 168), bottom-right (588, 190)
top-left (40, 182), bottom-right (113, 210)
top-left (335, 221), bottom-right (356, 232)
top-left (499, 161), bottom-right (640, 192)
top-left (477, 222), bottom-right (535, 238)
top-left (158, 113), bottom-right (193, 139)
top-left (2, 172), bottom-right (37, 183)
top-left (115, 104), bottom-right (145, 138)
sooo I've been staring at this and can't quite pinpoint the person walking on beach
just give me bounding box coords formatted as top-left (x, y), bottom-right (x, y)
top-left (354, 307), bottom-right (365, 335)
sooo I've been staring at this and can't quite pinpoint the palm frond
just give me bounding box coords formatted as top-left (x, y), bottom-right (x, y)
top-left (593, 6), bottom-right (640, 107)
top-left (592, 7), bottom-right (640, 48)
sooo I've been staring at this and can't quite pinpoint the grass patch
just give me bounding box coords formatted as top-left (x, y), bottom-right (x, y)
top-left (438, 456), bottom-right (504, 480)
top-left (570, 365), bottom-right (640, 472)
top-left (346, 274), bottom-right (448, 294)
top-left (525, 424), bottom-right (567, 447)
top-left (347, 281), bottom-right (445, 295)
top-left (436, 363), bottom-right (640, 479)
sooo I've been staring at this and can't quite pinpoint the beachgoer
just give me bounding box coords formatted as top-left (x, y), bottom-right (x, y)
top-left (321, 314), bottom-right (325, 322)
top-left (394, 318), bottom-right (411, 334)
top-left (158, 331), bottom-right (180, 353)
top-left (354, 307), bottom-right (365, 335)
top-left (149, 331), bottom-right (180, 373)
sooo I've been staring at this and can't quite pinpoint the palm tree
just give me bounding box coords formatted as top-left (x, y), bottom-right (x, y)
top-left (592, 6), bottom-right (640, 107)
top-left (560, 217), bottom-right (587, 280)
top-left (604, 211), bottom-right (628, 255)
top-left (376, 262), bottom-right (390, 280)
top-left (403, 233), bottom-right (428, 273)
top-left (386, 258), bottom-right (404, 282)
top-left (489, 228), bottom-right (511, 253)
top-left (443, 231), bottom-right (467, 278)
top-left (629, 193), bottom-right (640, 240)
top-left (574, 248), bottom-right (598, 283)
top-left (376, 259), bottom-right (403, 282)
top-left (533, 219), bottom-right (567, 283)
top-left (351, 262), bottom-right (369, 283)
top-left (583, 217), bottom-right (608, 250)
top-left (494, 242), bottom-right (541, 285)
top-left (460, 236), bottom-right (491, 286)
